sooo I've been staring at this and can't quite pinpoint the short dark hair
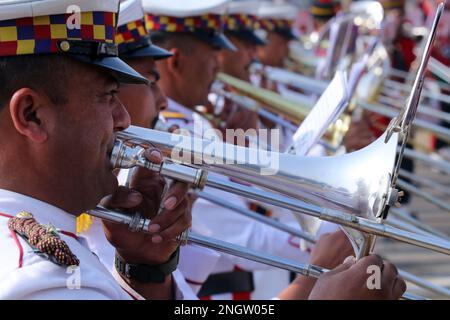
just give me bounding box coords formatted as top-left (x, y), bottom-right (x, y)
top-left (0, 54), bottom-right (71, 111)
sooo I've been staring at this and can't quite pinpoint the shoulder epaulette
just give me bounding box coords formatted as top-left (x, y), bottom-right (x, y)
top-left (8, 211), bottom-right (79, 267)
top-left (161, 111), bottom-right (190, 123)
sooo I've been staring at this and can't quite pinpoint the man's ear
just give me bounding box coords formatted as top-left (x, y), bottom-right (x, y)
top-left (9, 88), bottom-right (50, 143)
top-left (166, 48), bottom-right (183, 76)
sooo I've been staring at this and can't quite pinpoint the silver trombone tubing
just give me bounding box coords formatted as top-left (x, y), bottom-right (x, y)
top-left (377, 94), bottom-right (450, 124)
top-left (210, 85), bottom-right (337, 153)
top-left (388, 60), bottom-right (450, 89)
top-left (382, 78), bottom-right (450, 105)
top-left (90, 206), bottom-right (325, 278)
top-left (390, 207), bottom-right (450, 240)
top-left (198, 182), bottom-right (447, 247)
top-left (110, 136), bottom-right (450, 255)
top-left (387, 68), bottom-right (410, 80)
top-left (250, 63), bottom-right (450, 127)
top-left (401, 148), bottom-right (450, 175)
top-left (89, 206), bottom-right (422, 300)
top-left (357, 99), bottom-right (450, 143)
top-left (398, 270), bottom-right (450, 298)
top-left (118, 126), bottom-right (402, 221)
top-left (111, 137), bottom-right (448, 297)
top-left (193, 175), bottom-right (450, 255)
top-left (386, 216), bottom-right (446, 240)
top-left (196, 185), bottom-right (450, 297)
top-left (250, 63), bottom-right (328, 95)
top-left (195, 190), bottom-right (317, 244)
top-left (200, 191), bottom-right (450, 298)
top-left (399, 169), bottom-right (450, 197)
top-left (396, 179), bottom-right (450, 213)
top-left (256, 63), bottom-right (449, 107)
top-left (210, 85), bottom-right (299, 133)
top-left (386, 57), bottom-right (450, 90)
top-left (428, 57), bottom-right (450, 85)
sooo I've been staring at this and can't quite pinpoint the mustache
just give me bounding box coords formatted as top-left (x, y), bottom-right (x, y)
top-left (150, 115), bottom-right (159, 129)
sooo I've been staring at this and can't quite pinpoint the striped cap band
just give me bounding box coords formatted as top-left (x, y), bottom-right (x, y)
top-left (310, 0), bottom-right (340, 18)
top-left (116, 18), bottom-right (147, 45)
top-left (310, 6), bottom-right (337, 18)
top-left (379, 0), bottom-right (406, 10)
top-left (145, 13), bottom-right (224, 33)
top-left (0, 11), bottom-right (116, 57)
top-left (224, 14), bottom-right (259, 31)
top-left (258, 18), bottom-right (292, 31)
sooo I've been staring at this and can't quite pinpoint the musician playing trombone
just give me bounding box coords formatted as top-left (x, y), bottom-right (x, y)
top-left (0, 0), bottom-right (192, 300)
top-left (78, 0), bottom-right (202, 300)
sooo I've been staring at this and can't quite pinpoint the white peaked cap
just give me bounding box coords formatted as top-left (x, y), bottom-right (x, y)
top-left (118, 0), bottom-right (144, 26)
top-left (257, 1), bottom-right (299, 20)
top-left (141, 0), bottom-right (230, 17)
top-left (0, 0), bottom-right (120, 21)
top-left (349, 1), bottom-right (384, 26)
top-left (226, 1), bottom-right (261, 15)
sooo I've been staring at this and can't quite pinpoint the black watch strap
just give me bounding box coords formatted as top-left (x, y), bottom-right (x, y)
top-left (115, 248), bottom-right (180, 284)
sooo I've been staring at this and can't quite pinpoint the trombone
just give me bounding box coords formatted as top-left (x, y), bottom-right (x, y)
top-left (210, 81), bottom-right (300, 134)
top-left (108, 126), bottom-right (450, 257)
top-left (248, 61), bottom-right (450, 142)
top-left (248, 40), bottom-right (450, 143)
top-left (156, 115), bottom-right (450, 243)
top-left (381, 78), bottom-right (450, 105)
top-left (384, 57), bottom-right (450, 98)
top-left (216, 72), bottom-right (351, 151)
top-left (210, 80), bottom-right (341, 152)
top-left (216, 73), bottom-right (311, 124)
top-left (98, 124), bottom-right (450, 300)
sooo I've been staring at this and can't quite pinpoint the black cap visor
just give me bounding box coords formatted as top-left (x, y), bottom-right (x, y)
top-left (192, 30), bottom-right (237, 51)
top-left (275, 28), bottom-right (298, 41)
top-left (69, 54), bottom-right (149, 85)
top-left (118, 36), bottom-right (173, 60)
top-left (226, 29), bottom-right (267, 46)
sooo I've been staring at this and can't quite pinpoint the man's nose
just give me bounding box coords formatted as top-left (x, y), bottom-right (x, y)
top-left (212, 50), bottom-right (221, 74)
top-left (113, 98), bottom-right (131, 132)
top-left (248, 45), bottom-right (257, 59)
top-left (155, 85), bottom-right (168, 112)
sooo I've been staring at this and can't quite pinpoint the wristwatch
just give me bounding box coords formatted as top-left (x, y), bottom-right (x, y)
top-left (115, 248), bottom-right (180, 283)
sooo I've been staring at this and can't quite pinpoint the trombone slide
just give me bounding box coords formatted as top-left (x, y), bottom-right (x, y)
top-left (89, 207), bottom-right (326, 278)
top-left (89, 207), bottom-right (423, 300)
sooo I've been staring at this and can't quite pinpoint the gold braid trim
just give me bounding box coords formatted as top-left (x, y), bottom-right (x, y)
top-left (8, 211), bottom-right (79, 266)
top-left (76, 213), bottom-right (94, 234)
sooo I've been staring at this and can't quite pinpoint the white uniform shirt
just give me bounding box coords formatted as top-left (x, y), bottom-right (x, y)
top-left (80, 215), bottom-right (198, 300)
top-left (0, 189), bottom-right (135, 300)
